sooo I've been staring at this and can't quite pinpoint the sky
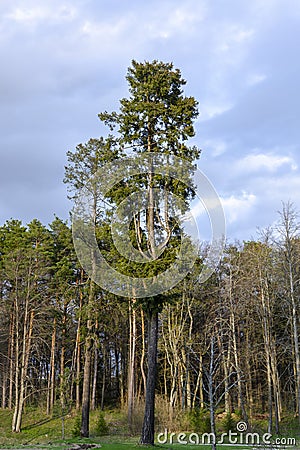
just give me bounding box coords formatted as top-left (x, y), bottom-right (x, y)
top-left (1, 0), bottom-right (300, 241)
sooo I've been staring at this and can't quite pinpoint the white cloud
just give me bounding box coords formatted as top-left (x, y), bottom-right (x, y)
top-left (203, 139), bottom-right (227, 157)
top-left (190, 198), bottom-right (207, 219)
top-left (246, 72), bottom-right (267, 86)
top-left (80, 18), bottom-right (128, 39)
top-left (218, 26), bottom-right (255, 53)
top-left (6, 4), bottom-right (77, 26)
top-left (221, 192), bottom-right (256, 225)
top-left (200, 102), bottom-right (233, 120)
top-left (0, 0), bottom-right (299, 242)
top-left (79, 1), bottom-right (206, 46)
top-left (236, 152), bottom-right (297, 173)
top-left (145, 3), bottom-right (206, 39)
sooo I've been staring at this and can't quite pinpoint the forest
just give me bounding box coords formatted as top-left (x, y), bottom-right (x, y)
top-left (1, 61), bottom-right (300, 446)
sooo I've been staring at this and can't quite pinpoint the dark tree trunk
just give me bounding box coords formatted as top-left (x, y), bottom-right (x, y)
top-left (209, 336), bottom-right (217, 450)
top-left (80, 275), bottom-right (95, 438)
top-left (81, 336), bottom-right (92, 437)
top-left (140, 310), bottom-right (158, 445)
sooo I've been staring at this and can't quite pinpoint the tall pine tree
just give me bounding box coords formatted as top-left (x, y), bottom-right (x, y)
top-left (100, 60), bottom-right (199, 444)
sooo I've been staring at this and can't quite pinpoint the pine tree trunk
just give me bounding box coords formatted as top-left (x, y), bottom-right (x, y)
top-left (47, 317), bottom-right (56, 415)
top-left (140, 309), bottom-right (147, 397)
top-left (100, 354), bottom-right (106, 411)
top-left (81, 331), bottom-right (92, 437)
top-left (60, 303), bottom-right (67, 415)
top-left (91, 345), bottom-right (98, 411)
top-left (12, 298), bottom-right (19, 431)
top-left (140, 310), bottom-right (158, 445)
top-left (13, 308), bottom-right (34, 433)
top-left (5, 313), bottom-right (15, 409)
top-left (75, 280), bottom-right (83, 411)
top-left (209, 336), bottom-right (217, 450)
top-left (80, 277), bottom-right (95, 437)
top-left (127, 300), bottom-right (136, 433)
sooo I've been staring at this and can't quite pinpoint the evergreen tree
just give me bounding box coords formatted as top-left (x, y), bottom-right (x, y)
top-left (64, 136), bottom-right (123, 437)
top-left (100, 60), bottom-right (199, 445)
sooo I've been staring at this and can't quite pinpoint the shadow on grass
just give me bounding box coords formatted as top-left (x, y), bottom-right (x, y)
top-left (22, 413), bottom-right (64, 431)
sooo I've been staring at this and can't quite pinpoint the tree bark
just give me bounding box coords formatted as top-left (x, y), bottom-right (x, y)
top-left (208, 336), bottom-right (217, 450)
top-left (12, 306), bottom-right (34, 433)
top-left (75, 279), bottom-right (83, 411)
top-left (127, 299), bottom-right (136, 433)
top-left (47, 317), bottom-right (56, 415)
top-left (91, 344), bottom-right (98, 410)
top-left (80, 277), bottom-right (95, 437)
top-left (81, 329), bottom-right (93, 437)
top-left (140, 310), bottom-right (158, 445)
top-left (140, 309), bottom-right (147, 398)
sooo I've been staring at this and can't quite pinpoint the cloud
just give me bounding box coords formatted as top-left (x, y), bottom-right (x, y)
top-left (216, 25), bottom-right (255, 54)
top-left (203, 139), bottom-right (228, 157)
top-left (221, 192), bottom-right (256, 225)
top-left (0, 0), bottom-right (299, 244)
top-left (200, 102), bottom-right (233, 121)
top-left (236, 152), bottom-right (297, 173)
top-left (6, 3), bottom-right (77, 26)
top-left (144, 3), bottom-right (207, 39)
top-left (246, 73), bottom-right (267, 86)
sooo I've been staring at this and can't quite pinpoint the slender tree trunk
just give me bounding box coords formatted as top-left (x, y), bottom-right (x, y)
top-left (260, 280), bottom-right (273, 434)
top-left (8, 320), bottom-right (14, 410)
top-left (75, 282), bottom-right (83, 411)
top-left (270, 337), bottom-right (281, 433)
top-left (13, 306), bottom-right (34, 433)
top-left (2, 374), bottom-right (7, 409)
top-left (4, 314), bottom-right (14, 409)
top-left (100, 351), bottom-right (106, 411)
top-left (193, 354), bottom-right (204, 409)
top-left (80, 278), bottom-right (95, 437)
top-left (120, 350), bottom-right (125, 409)
top-left (140, 310), bottom-right (158, 445)
top-left (47, 317), bottom-right (56, 415)
top-left (127, 299), bottom-right (136, 433)
top-left (91, 345), bottom-right (98, 411)
top-left (244, 327), bottom-right (253, 419)
top-left (81, 328), bottom-right (93, 437)
top-left (208, 336), bottom-right (217, 450)
top-left (231, 311), bottom-right (248, 422)
top-left (140, 309), bottom-right (147, 397)
top-left (229, 269), bottom-right (248, 424)
top-left (266, 356), bottom-right (273, 434)
top-left (279, 203), bottom-right (300, 423)
top-left (185, 299), bottom-right (193, 410)
top-left (12, 296), bottom-right (19, 432)
top-left (289, 266), bottom-right (300, 423)
top-left (91, 318), bottom-right (99, 411)
top-left (217, 326), bottom-right (231, 414)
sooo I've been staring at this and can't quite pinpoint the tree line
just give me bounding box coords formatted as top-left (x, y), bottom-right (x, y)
top-left (0, 204), bottom-right (299, 435)
top-left (0, 61), bottom-right (299, 445)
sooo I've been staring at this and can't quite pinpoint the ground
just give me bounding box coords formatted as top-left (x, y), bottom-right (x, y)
top-left (0, 407), bottom-right (299, 450)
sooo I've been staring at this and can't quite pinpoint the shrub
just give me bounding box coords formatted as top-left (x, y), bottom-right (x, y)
top-left (95, 411), bottom-right (109, 436)
top-left (71, 414), bottom-right (81, 437)
top-left (222, 412), bottom-right (236, 433)
top-left (189, 408), bottom-right (211, 433)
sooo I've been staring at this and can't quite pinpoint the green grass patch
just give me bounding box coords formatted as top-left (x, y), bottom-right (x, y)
top-left (0, 407), bottom-right (299, 449)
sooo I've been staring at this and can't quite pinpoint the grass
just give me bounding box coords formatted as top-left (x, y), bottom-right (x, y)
top-left (0, 407), bottom-right (143, 449)
top-left (0, 407), bottom-right (299, 449)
